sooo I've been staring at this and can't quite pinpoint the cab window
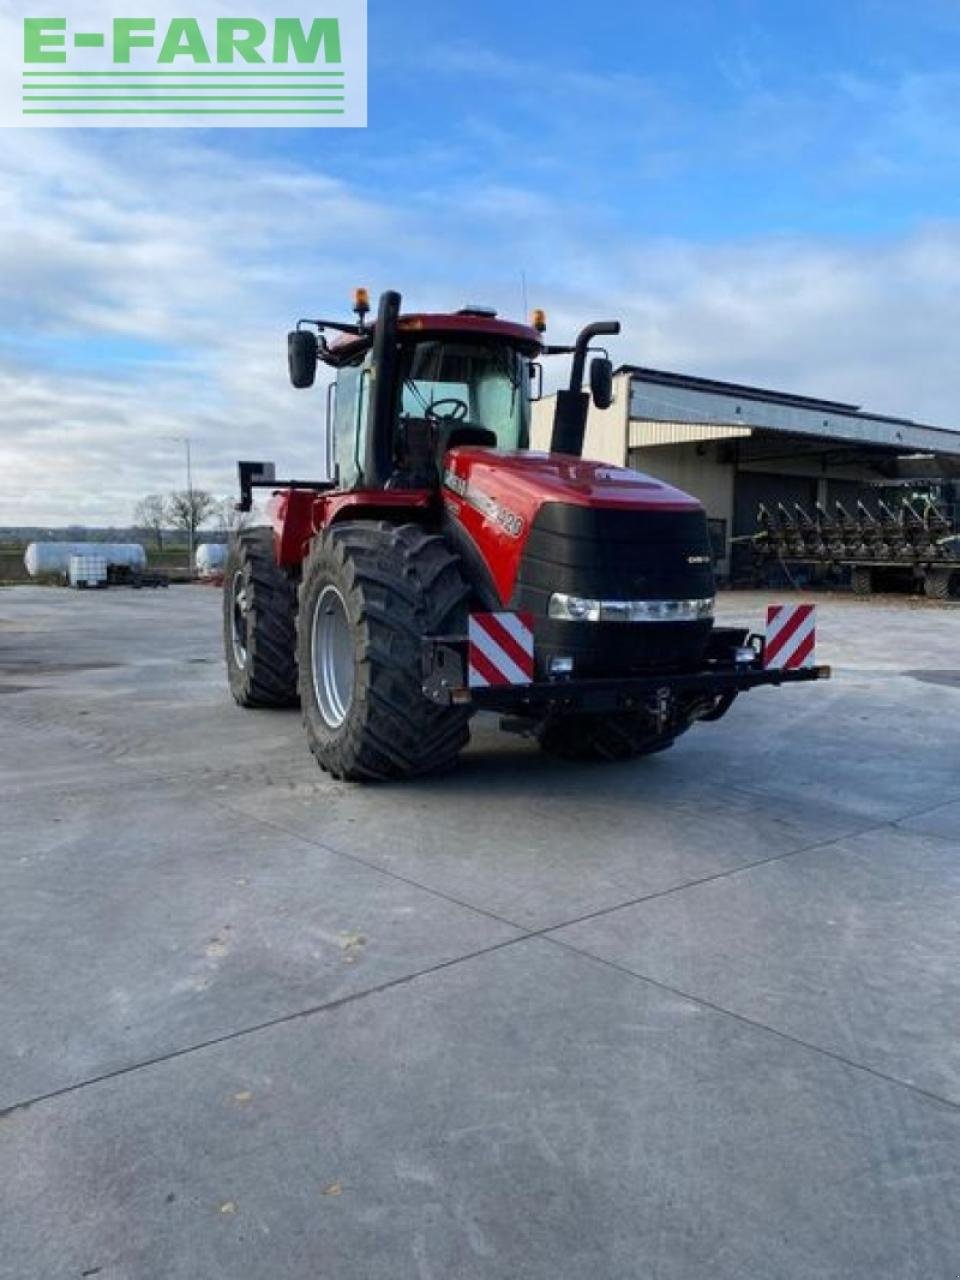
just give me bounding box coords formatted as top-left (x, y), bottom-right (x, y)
top-left (398, 341), bottom-right (528, 449)
top-left (332, 359), bottom-right (369, 487)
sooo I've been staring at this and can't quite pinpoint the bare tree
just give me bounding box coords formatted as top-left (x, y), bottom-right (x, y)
top-left (214, 497), bottom-right (253, 534)
top-left (168, 489), bottom-right (216, 549)
top-left (133, 494), bottom-right (169, 551)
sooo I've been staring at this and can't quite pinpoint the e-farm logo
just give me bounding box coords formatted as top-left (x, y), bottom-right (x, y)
top-left (1, 2), bottom-right (366, 127)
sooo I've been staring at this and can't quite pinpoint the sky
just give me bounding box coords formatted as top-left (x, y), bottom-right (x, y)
top-left (3, 0), bottom-right (960, 524)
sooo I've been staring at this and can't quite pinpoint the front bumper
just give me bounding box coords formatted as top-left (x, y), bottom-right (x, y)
top-left (422, 632), bottom-right (831, 714)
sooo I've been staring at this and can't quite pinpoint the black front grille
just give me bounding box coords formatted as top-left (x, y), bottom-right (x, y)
top-left (511, 502), bottom-right (715, 675)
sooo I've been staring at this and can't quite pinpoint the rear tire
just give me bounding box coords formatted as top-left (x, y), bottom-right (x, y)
top-left (537, 713), bottom-right (679, 762)
top-left (298, 522), bottom-right (472, 781)
top-left (223, 529), bottom-right (299, 708)
top-left (850, 566), bottom-right (873, 596)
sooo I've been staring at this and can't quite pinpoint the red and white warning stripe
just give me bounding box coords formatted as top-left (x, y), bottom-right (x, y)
top-left (468, 612), bottom-right (534, 688)
top-left (764, 603), bottom-right (816, 670)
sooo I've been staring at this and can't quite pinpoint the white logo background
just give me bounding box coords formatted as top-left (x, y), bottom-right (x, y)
top-left (0, 0), bottom-right (366, 128)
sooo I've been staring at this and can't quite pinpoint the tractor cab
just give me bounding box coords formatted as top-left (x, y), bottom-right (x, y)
top-left (329, 323), bottom-right (534, 492)
top-left (286, 289), bottom-right (615, 496)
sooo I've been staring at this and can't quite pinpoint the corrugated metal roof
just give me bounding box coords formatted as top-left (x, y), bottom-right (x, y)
top-left (616, 364), bottom-right (860, 414)
top-left (620, 366), bottom-right (960, 458)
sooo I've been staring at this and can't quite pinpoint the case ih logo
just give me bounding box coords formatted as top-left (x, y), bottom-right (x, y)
top-left (3, 1), bottom-right (366, 127)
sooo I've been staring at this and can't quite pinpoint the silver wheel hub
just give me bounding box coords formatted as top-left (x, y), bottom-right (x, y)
top-left (311, 584), bottom-right (355, 729)
top-left (231, 571), bottom-right (248, 668)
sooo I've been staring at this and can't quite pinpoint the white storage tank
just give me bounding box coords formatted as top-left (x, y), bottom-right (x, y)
top-left (195, 543), bottom-right (228, 577)
top-left (24, 542), bottom-right (147, 578)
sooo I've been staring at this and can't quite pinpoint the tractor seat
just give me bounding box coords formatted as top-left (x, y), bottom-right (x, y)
top-left (435, 422), bottom-right (498, 454)
top-left (386, 418), bottom-right (498, 490)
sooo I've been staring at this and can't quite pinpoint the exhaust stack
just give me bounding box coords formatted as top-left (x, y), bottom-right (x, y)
top-left (364, 289), bottom-right (402, 487)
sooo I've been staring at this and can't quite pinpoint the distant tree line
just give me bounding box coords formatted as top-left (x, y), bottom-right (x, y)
top-left (132, 491), bottom-right (250, 551)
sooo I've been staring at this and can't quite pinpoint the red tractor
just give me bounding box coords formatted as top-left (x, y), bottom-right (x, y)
top-left (223, 288), bottom-right (828, 780)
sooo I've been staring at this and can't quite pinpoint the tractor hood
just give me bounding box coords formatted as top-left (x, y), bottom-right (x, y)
top-left (443, 449), bottom-right (702, 515)
top-left (440, 447), bottom-right (709, 607)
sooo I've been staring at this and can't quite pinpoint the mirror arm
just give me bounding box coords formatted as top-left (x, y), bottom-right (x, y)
top-left (296, 317), bottom-right (368, 336)
top-left (570, 321), bottom-right (620, 392)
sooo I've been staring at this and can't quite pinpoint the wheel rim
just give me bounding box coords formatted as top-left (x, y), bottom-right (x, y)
top-left (231, 571), bottom-right (248, 668)
top-left (311, 584), bottom-right (355, 729)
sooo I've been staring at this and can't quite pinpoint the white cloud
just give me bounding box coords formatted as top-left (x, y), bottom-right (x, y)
top-left (2, 129), bottom-right (960, 526)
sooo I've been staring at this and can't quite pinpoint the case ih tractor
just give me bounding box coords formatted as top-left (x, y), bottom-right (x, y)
top-left (223, 288), bottom-right (828, 781)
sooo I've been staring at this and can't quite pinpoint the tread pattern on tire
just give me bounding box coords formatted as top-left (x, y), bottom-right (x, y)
top-left (223, 528), bottom-right (299, 708)
top-left (537, 713), bottom-right (677, 762)
top-left (298, 521), bottom-right (472, 781)
top-left (850, 566), bottom-right (873, 596)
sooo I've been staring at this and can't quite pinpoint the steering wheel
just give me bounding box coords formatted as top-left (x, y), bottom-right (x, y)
top-left (426, 397), bottom-right (468, 421)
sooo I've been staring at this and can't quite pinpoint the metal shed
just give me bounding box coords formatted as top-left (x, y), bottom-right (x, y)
top-left (531, 366), bottom-right (960, 574)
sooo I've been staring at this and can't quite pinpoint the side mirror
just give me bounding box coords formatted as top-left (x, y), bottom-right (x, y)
top-left (288, 329), bottom-right (318, 388)
top-left (529, 361), bottom-right (544, 401)
top-left (589, 356), bottom-right (614, 410)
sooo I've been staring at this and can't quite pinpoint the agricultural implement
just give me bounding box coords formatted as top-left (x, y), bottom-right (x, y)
top-left (749, 499), bottom-right (959, 598)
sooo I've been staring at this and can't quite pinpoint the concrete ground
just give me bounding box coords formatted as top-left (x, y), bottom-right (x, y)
top-left (1, 583), bottom-right (958, 1280)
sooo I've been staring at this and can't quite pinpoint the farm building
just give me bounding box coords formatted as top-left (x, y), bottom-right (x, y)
top-left (531, 367), bottom-right (960, 577)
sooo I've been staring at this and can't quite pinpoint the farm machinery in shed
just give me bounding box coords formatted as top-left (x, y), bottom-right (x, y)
top-left (748, 497), bottom-right (960, 598)
top-left (223, 289), bottom-right (829, 781)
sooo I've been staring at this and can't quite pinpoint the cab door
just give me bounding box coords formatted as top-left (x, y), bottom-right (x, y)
top-left (331, 359), bottom-right (370, 489)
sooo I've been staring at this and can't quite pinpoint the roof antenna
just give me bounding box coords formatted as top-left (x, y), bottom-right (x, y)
top-left (520, 270), bottom-right (528, 319)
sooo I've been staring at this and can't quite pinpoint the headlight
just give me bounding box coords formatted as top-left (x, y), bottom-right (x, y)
top-left (548, 593), bottom-right (714, 623)
top-left (547, 594), bottom-right (600, 621)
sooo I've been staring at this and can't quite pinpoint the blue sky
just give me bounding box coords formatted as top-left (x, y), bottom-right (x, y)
top-left (3, 0), bottom-right (960, 523)
top-left (316, 0), bottom-right (960, 240)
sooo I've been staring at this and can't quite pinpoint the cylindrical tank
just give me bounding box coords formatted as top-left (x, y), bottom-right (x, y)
top-left (24, 542), bottom-right (147, 577)
top-left (195, 543), bottom-right (228, 576)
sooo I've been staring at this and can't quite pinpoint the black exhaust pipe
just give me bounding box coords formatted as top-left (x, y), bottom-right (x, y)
top-left (364, 289), bottom-right (402, 487)
top-left (550, 320), bottom-right (620, 457)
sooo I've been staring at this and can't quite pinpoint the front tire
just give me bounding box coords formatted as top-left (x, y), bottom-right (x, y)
top-left (223, 529), bottom-right (299, 708)
top-left (298, 522), bottom-right (472, 781)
